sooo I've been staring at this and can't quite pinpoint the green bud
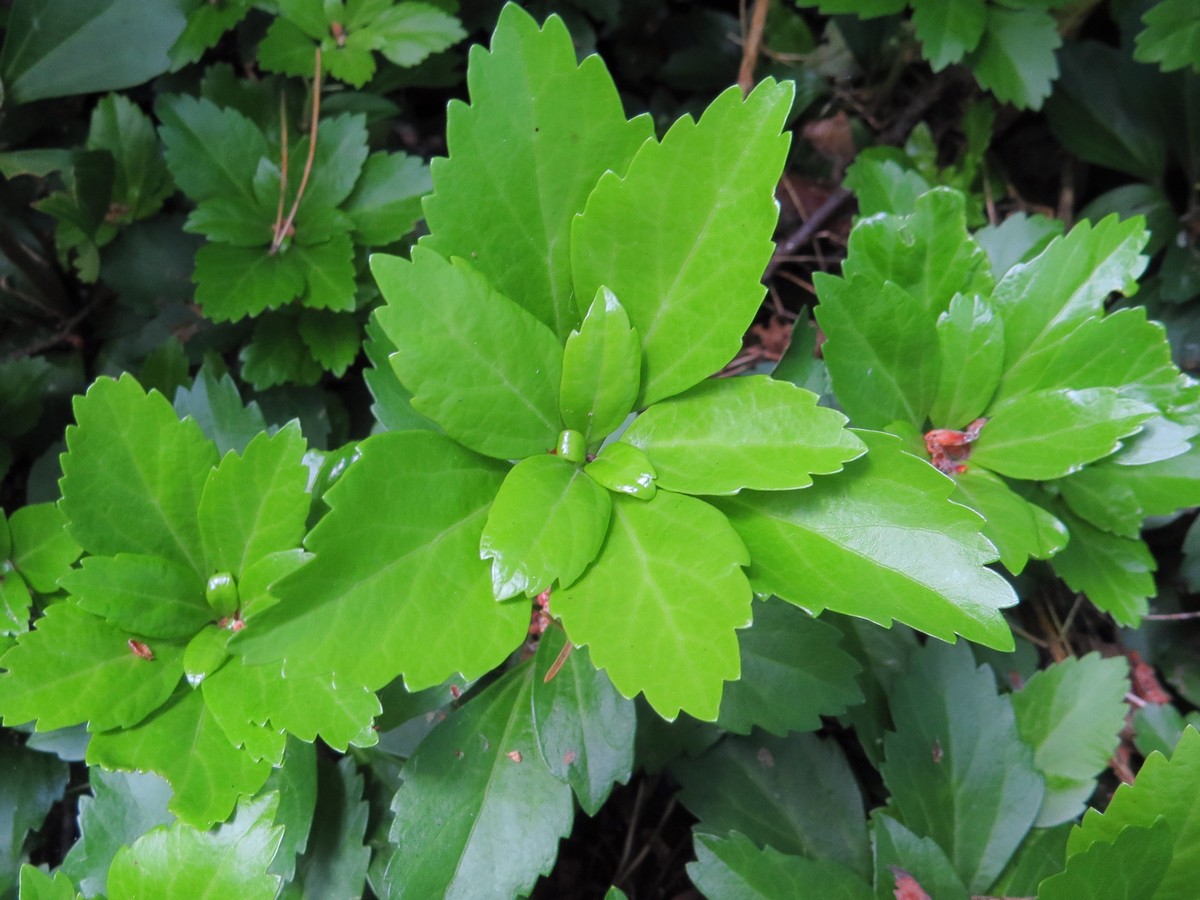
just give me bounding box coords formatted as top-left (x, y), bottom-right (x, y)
top-left (205, 572), bottom-right (239, 618)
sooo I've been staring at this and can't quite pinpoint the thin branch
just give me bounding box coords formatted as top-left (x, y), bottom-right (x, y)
top-left (3, 294), bottom-right (105, 362)
top-left (270, 47), bottom-right (323, 254)
top-left (1143, 610), bottom-right (1200, 621)
top-left (764, 187), bottom-right (851, 278)
top-left (737, 0), bottom-right (771, 96)
top-left (272, 91), bottom-right (290, 241)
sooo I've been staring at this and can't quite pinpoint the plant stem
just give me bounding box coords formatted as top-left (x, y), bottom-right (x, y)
top-left (270, 47), bottom-right (322, 254)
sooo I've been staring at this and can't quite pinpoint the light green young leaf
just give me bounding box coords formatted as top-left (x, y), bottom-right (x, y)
top-left (871, 814), bottom-right (970, 900)
top-left (930, 293), bottom-right (1004, 428)
top-left (1039, 819), bottom-right (1172, 900)
top-left (965, 7), bottom-right (1061, 110)
top-left (106, 793), bottom-right (282, 900)
top-left (1104, 443), bottom-right (1200, 515)
top-left (480, 454), bottom-right (612, 600)
top-left (423, 4), bottom-right (653, 338)
top-left (88, 688), bottom-right (272, 828)
top-left (689, 832), bottom-right (873, 900)
top-left (1134, 0), bottom-right (1200, 73)
top-left (970, 388), bottom-right (1155, 481)
top-left (382, 662), bottom-right (574, 899)
top-left (60, 375), bottom-right (218, 577)
top-left (554, 491), bottom-right (751, 721)
top-left (234, 431), bottom-right (528, 693)
top-left (559, 287), bottom-right (641, 444)
top-left (60, 554), bottom-right (209, 639)
top-left (169, 0), bottom-right (252, 69)
top-left (18, 865), bottom-right (81, 900)
top-left (881, 641), bottom-right (1044, 893)
top-left (0, 602), bottom-right (184, 733)
top-left (0, 573), bottom-right (31, 638)
top-left (584, 442), bottom-right (657, 500)
top-left (842, 154), bottom-right (932, 218)
top-left (621, 375), bottom-right (865, 495)
top-left (573, 79), bottom-right (794, 407)
top-left (814, 275), bottom-right (940, 430)
top-left (532, 627), bottom-right (635, 816)
top-left (1011, 653), bottom-right (1130, 827)
top-left (673, 731), bottom-right (870, 877)
top-left (910, 0), bottom-right (986, 69)
top-left (372, 248), bottom-right (563, 460)
top-left (1050, 510), bottom-right (1155, 626)
top-left (198, 423), bottom-right (310, 579)
top-left (715, 431), bottom-right (1016, 651)
top-left (950, 469), bottom-right (1067, 573)
top-left (7, 503), bottom-right (81, 594)
top-left (717, 597), bottom-right (862, 737)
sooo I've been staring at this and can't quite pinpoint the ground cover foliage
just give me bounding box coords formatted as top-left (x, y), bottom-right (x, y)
top-left (1, 0), bottom-right (1199, 897)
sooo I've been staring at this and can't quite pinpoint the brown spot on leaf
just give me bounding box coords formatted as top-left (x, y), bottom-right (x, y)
top-left (564, 750), bottom-right (577, 766)
top-left (889, 866), bottom-right (932, 900)
top-left (128, 639), bottom-right (154, 661)
top-left (931, 740), bottom-right (943, 764)
top-left (507, 750), bottom-right (523, 763)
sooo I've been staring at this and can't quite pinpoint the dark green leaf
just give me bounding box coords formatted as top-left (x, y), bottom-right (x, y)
top-left (910, 0), bottom-right (986, 69)
top-left (87, 94), bottom-right (172, 221)
top-left (1134, 0), bottom-right (1200, 73)
top-left (239, 313), bottom-right (325, 389)
top-left (285, 756), bottom-right (370, 899)
top-left (343, 152), bottom-right (430, 246)
top-left (261, 738), bottom-right (317, 880)
top-left (0, 739), bottom-right (69, 898)
top-left (689, 831), bottom-right (872, 900)
top-left (158, 94), bottom-right (265, 206)
top-left (174, 365), bottom-right (269, 458)
top-left (371, 2), bottom-right (466, 67)
top-left (965, 7), bottom-right (1061, 110)
top-left (871, 813), bottom-right (970, 900)
top-left (989, 823), bottom-right (1071, 896)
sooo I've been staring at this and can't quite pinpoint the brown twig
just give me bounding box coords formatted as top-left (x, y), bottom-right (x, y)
top-left (3, 294), bottom-right (105, 362)
top-left (764, 187), bottom-right (851, 278)
top-left (272, 91), bottom-right (290, 242)
top-left (1143, 610), bottom-right (1200, 621)
top-left (270, 47), bottom-right (323, 254)
top-left (737, 0), bottom-right (771, 96)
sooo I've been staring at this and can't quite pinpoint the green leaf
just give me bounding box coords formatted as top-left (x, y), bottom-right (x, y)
top-left (990, 823), bottom-right (1071, 897)
top-left (480, 453), bottom-right (612, 600)
top-left (965, 7), bottom-right (1061, 110)
top-left (17, 866), bottom-right (81, 900)
top-left (881, 641), bottom-right (1044, 893)
top-left (382, 662), bottom-right (574, 899)
top-left (1133, 704), bottom-right (1200, 760)
top-left (970, 388), bottom-right (1155, 480)
top-left (689, 832), bottom-right (873, 900)
top-left (8, 504), bottom-right (81, 594)
top-left (286, 756), bottom-right (370, 899)
top-left (60, 769), bottom-right (174, 897)
top-left (60, 554), bottom-right (209, 640)
top-left (293, 235), bottom-right (357, 312)
top-left (621, 376), bottom-right (864, 495)
top-left (910, 0), bottom-right (986, 69)
top-left (88, 688), bottom-right (272, 828)
top-left (234, 431), bottom-right (527, 692)
top-left (1134, 0), bottom-right (1200, 73)
top-left (1050, 510), bottom-right (1155, 626)
top-left (107, 793), bottom-right (282, 899)
top-left (0, 602), bottom-right (184, 732)
top-left (1039, 819), bottom-right (1172, 900)
top-left (0, 572), bottom-right (31, 638)
top-left (60, 375), bottom-right (218, 577)
top-left (296, 309), bottom-right (361, 377)
top-left (0, 0), bottom-right (186, 104)
top-left (423, 4), bottom-right (654, 338)
top-left (170, 0), bottom-right (252, 69)
top-left (814, 275), bottom-right (940, 430)
top-left (1064, 726), bottom-right (1200, 898)
top-left (193, 245), bottom-right (304, 323)
top-left (930, 293), bottom-right (1004, 427)
top-left (559, 287), bottom-right (641, 444)
top-left (871, 813), bottom-right (970, 900)
top-left (842, 154), bottom-right (932, 218)
top-left (174, 364), bottom-right (269, 457)
top-left (87, 94), bottom-right (172, 221)
top-left (1011, 653), bottom-right (1130, 827)
top-left (974, 212), bottom-right (1064, 278)
top-left (532, 627), bottom-right (636, 816)
top-left (841, 188), bottom-right (993, 318)
top-left (0, 740), bottom-right (69, 898)
top-left (343, 151), bottom-right (430, 246)
top-left (950, 469), bottom-right (1067, 573)
top-left (262, 739), bottom-right (317, 880)
top-left (372, 248), bottom-right (563, 460)
top-left (673, 731), bottom-right (870, 877)
top-left (554, 491), bottom-right (751, 721)
top-left (584, 441), bottom-right (657, 500)
top-left (715, 430), bottom-right (1016, 651)
top-left (239, 313), bottom-right (325, 389)
top-left (290, 114), bottom-right (369, 215)
top-left (183, 626), bottom-right (231, 688)
top-left (572, 79), bottom-right (794, 407)
top-left (717, 597), bottom-right (862, 736)
top-left (158, 95), bottom-right (265, 207)
top-left (198, 424), bottom-right (310, 579)
top-left (371, 2), bottom-right (466, 67)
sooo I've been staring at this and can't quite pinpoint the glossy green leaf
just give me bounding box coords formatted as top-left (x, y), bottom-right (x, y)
top-left (950, 469), bottom-right (1067, 573)
top-left (559, 287), bottom-right (641, 443)
top-left (584, 441), bottom-right (657, 499)
top-left (0, 572), bottom-right (31, 638)
top-left (60, 375), bottom-right (218, 577)
top-left (174, 364), bottom-right (269, 458)
top-left (423, 4), bottom-right (653, 337)
top-left (964, 7), bottom-right (1061, 110)
top-left (107, 793), bottom-right (282, 900)
top-left (183, 626), bottom-right (230, 688)
top-left (480, 453), bottom-right (611, 600)
top-left (0, 603), bottom-right (184, 732)
top-left (716, 430), bottom-right (1015, 651)
top-left (841, 188), bottom-right (993, 318)
top-left (7, 503), bottom-right (82, 594)
top-left (343, 151), bottom-right (429, 247)
top-left (1058, 467), bottom-right (1144, 538)
top-left (572, 79), bottom-right (793, 407)
top-left (910, 0), bottom-right (986, 69)
top-left (871, 813), bottom-right (970, 900)
top-left (673, 731), bottom-right (870, 877)
top-left (1039, 819), bottom-right (1172, 900)
top-left (286, 755), bottom-right (370, 899)
top-left (1103, 444), bottom-right (1200, 515)
top-left (60, 769), bottom-right (174, 897)
top-left (234, 431), bottom-right (528, 692)
top-left (970, 388), bottom-right (1155, 480)
top-left (1066, 725), bottom-right (1200, 898)
top-left (1134, 0), bottom-right (1200, 73)
top-left (620, 375), bottom-right (864, 495)
top-left (382, 662), bottom-right (574, 899)
top-left (1011, 653), bottom-right (1130, 827)
top-left (881, 641), bottom-right (1044, 893)
top-left (61, 554), bottom-right (209, 640)
top-left (815, 275), bottom-right (940, 430)
top-left (0, 0), bottom-right (185, 104)
top-left (0, 740), bottom-right (69, 898)
top-left (372, 248), bottom-right (563, 459)
top-left (532, 627), bottom-right (635, 816)
top-left (689, 832), bottom-right (873, 900)
top-left (554, 491), bottom-right (751, 721)
top-left (717, 598), bottom-right (862, 736)
top-left (88, 688), bottom-right (272, 828)
top-left (930, 293), bottom-right (1004, 427)
top-left (1110, 416), bottom-right (1200, 468)
top-left (1050, 510), bottom-right (1155, 626)
top-left (198, 423), bottom-right (310, 579)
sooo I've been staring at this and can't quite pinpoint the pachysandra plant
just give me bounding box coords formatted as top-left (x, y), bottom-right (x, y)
top-left (815, 186), bottom-right (1200, 623)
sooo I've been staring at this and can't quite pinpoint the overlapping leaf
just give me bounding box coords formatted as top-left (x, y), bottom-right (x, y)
top-left (689, 832), bottom-right (872, 900)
